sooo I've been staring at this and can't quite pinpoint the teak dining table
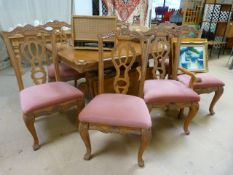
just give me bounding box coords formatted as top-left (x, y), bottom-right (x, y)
top-left (47, 42), bottom-right (143, 80)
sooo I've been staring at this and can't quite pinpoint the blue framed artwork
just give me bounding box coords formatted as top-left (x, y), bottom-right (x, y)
top-left (179, 41), bottom-right (208, 72)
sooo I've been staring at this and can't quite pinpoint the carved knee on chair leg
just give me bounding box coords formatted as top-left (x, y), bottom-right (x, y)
top-left (138, 129), bottom-right (151, 167)
top-left (23, 114), bottom-right (40, 151)
top-left (79, 122), bottom-right (92, 160)
top-left (209, 87), bottom-right (224, 115)
top-left (183, 103), bottom-right (199, 135)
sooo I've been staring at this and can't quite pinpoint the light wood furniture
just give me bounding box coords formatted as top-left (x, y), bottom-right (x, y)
top-left (43, 20), bottom-right (71, 30)
top-left (1, 24), bottom-right (84, 150)
top-left (182, 0), bottom-right (204, 25)
top-left (50, 28), bottom-right (85, 86)
top-left (143, 33), bottom-right (200, 135)
top-left (40, 20), bottom-right (84, 87)
top-left (79, 31), bottom-right (152, 167)
top-left (46, 32), bottom-right (143, 97)
top-left (174, 27), bottom-right (225, 115)
top-left (72, 16), bottom-right (117, 49)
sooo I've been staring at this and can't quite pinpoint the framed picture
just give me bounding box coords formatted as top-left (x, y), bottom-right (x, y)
top-left (178, 38), bottom-right (208, 72)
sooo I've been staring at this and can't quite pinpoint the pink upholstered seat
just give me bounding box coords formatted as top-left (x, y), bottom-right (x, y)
top-left (177, 73), bottom-right (225, 89)
top-left (47, 63), bottom-right (80, 79)
top-left (20, 82), bottom-right (84, 113)
top-left (79, 94), bottom-right (152, 129)
top-left (144, 80), bottom-right (200, 104)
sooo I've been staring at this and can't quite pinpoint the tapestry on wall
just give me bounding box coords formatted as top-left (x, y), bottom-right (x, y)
top-left (102, 0), bottom-right (148, 25)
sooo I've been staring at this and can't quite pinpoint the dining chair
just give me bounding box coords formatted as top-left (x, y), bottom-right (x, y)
top-left (43, 20), bottom-right (84, 87)
top-left (78, 31), bottom-right (152, 167)
top-left (1, 24), bottom-right (84, 150)
top-left (174, 26), bottom-right (225, 115)
top-left (143, 33), bottom-right (200, 135)
top-left (143, 23), bottom-right (180, 79)
top-left (50, 28), bottom-right (85, 86)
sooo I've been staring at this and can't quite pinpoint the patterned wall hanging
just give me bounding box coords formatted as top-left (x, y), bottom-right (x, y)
top-left (102, 0), bottom-right (149, 25)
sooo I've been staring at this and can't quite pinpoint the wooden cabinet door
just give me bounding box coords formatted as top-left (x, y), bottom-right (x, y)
top-left (226, 22), bottom-right (233, 38)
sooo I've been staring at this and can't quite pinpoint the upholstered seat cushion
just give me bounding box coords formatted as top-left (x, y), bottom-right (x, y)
top-left (20, 82), bottom-right (83, 113)
top-left (177, 73), bottom-right (225, 89)
top-left (79, 94), bottom-right (152, 129)
top-left (47, 63), bottom-right (80, 79)
top-left (144, 80), bottom-right (200, 104)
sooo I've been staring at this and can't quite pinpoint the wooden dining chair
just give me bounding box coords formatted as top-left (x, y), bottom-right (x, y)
top-left (174, 26), bottom-right (225, 115)
top-left (43, 20), bottom-right (84, 87)
top-left (143, 33), bottom-right (200, 135)
top-left (50, 28), bottom-right (85, 86)
top-left (1, 24), bottom-right (84, 150)
top-left (78, 31), bottom-right (152, 167)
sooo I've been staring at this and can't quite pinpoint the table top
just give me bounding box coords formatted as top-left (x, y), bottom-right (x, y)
top-left (47, 42), bottom-right (142, 73)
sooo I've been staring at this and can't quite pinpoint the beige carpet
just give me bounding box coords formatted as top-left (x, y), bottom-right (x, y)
top-left (0, 55), bottom-right (233, 175)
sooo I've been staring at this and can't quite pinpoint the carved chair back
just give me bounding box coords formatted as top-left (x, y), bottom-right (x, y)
top-left (172, 25), bottom-right (202, 79)
top-left (43, 20), bottom-right (71, 31)
top-left (145, 33), bottom-right (171, 80)
top-left (2, 25), bottom-right (51, 91)
top-left (51, 29), bottom-right (72, 81)
top-left (42, 21), bottom-right (71, 64)
top-left (98, 31), bottom-right (146, 97)
top-left (172, 25), bottom-right (202, 38)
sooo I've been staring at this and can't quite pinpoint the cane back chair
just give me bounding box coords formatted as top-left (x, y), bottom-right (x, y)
top-left (1, 25), bottom-right (84, 150)
top-left (78, 31), bottom-right (152, 167)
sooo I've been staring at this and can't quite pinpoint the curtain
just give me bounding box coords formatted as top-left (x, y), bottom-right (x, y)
top-left (0, 0), bottom-right (72, 70)
top-left (0, 0), bottom-right (72, 31)
top-left (102, 0), bottom-right (152, 26)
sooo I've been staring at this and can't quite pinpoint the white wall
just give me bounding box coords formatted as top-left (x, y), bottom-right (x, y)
top-left (74, 0), bottom-right (93, 15)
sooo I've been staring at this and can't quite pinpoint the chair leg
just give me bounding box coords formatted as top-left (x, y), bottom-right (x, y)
top-left (183, 103), bottom-right (199, 135)
top-left (138, 128), bottom-right (151, 167)
top-left (79, 122), bottom-right (91, 160)
top-left (209, 87), bottom-right (224, 115)
top-left (23, 114), bottom-right (40, 151)
top-left (147, 104), bottom-right (153, 113)
top-left (74, 80), bottom-right (78, 87)
top-left (77, 99), bottom-right (85, 127)
top-left (178, 108), bottom-right (184, 119)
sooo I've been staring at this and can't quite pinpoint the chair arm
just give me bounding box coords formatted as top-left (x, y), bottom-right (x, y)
top-left (178, 67), bottom-right (197, 89)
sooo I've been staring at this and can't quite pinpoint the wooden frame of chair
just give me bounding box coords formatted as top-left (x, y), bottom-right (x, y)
top-left (50, 28), bottom-right (85, 86)
top-left (1, 24), bottom-right (85, 150)
top-left (43, 20), bottom-right (71, 30)
top-left (143, 34), bottom-right (199, 135)
top-left (41, 20), bottom-right (85, 87)
top-left (174, 26), bottom-right (224, 115)
top-left (79, 31), bottom-right (152, 167)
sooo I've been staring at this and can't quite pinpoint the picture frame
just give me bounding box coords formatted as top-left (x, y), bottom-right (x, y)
top-left (178, 38), bottom-right (208, 72)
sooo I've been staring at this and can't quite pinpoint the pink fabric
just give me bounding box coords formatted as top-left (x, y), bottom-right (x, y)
top-left (144, 80), bottom-right (200, 104)
top-left (177, 73), bottom-right (225, 89)
top-left (79, 94), bottom-right (152, 129)
top-left (20, 82), bottom-right (83, 113)
top-left (47, 63), bottom-right (80, 79)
